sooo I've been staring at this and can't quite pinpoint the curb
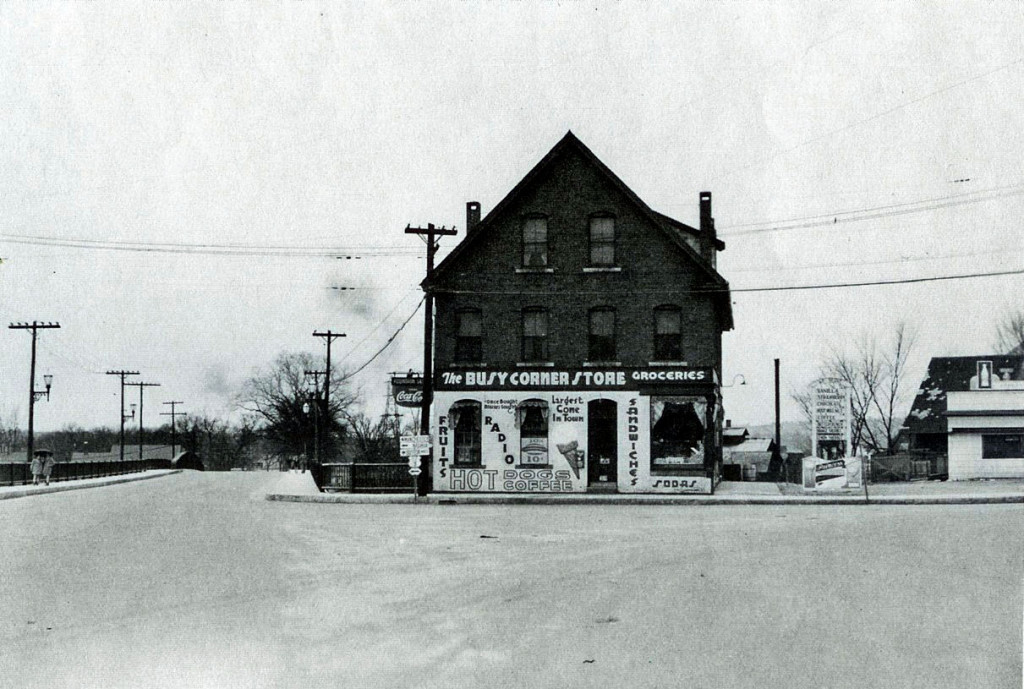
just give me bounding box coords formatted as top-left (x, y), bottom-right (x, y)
top-left (265, 492), bottom-right (1024, 506)
top-left (0, 470), bottom-right (183, 501)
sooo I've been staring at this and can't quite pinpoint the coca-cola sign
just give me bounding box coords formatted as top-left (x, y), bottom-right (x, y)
top-left (395, 389), bottom-right (423, 407)
top-left (392, 374), bottom-right (424, 408)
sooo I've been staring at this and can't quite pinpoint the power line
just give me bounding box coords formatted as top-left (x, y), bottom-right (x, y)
top-left (712, 56), bottom-right (1024, 182)
top-left (431, 266), bottom-right (1024, 296)
top-left (343, 296), bottom-right (425, 380)
top-left (725, 245), bottom-right (1024, 274)
top-left (720, 184), bottom-right (1024, 237)
top-left (0, 232), bottom-right (423, 258)
top-left (719, 182), bottom-right (1024, 232)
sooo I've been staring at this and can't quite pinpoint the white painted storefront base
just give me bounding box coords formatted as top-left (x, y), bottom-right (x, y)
top-left (432, 390), bottom-right (713, 495)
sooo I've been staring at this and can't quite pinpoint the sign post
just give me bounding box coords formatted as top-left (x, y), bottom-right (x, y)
top-left (400, 434), bottom-right (431, 500)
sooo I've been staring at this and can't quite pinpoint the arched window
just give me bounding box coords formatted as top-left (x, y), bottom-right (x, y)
top-left (589, 213), bottom-right (616, 266)
top-left (653, 305), bottom-right (683, 361)
top-left (522, 214), bottom-right (548, 267)
top-left (588, 307), bottom-right (616, 361)
top-left (449, 400), bottom-right (482, 466)
top-left (455, 309), bottom-right (482, 363)
top-left (521, 307), bottom-right (549, 362)
top-left (516, 399), bottom-right (549, 466)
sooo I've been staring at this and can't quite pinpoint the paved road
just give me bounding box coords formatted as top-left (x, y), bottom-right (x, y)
top-left (1, 472), bottom-right (1021, 688)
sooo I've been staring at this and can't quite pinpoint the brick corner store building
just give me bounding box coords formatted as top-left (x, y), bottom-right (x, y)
top-left (424, 131), bottom-right (734, 495)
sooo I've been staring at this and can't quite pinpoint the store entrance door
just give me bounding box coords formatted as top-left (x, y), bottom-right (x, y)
top-left (587, 399), bottom-right (618, 488)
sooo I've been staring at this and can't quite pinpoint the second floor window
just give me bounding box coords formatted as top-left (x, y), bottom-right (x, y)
top-left (589, 215), bottom-right (615, 266)
top-left (455, 309), bottom-right (482, 363)
top-left (588, 307), bottom-right (616, 361)
top-left (522, 216), bottom-right (548, 268)
top-left (654, 306), bottom-right (683, 361)
top-left (522, 308), bottom-right (549, 362)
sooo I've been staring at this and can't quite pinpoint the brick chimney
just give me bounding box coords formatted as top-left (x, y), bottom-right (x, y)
top-left (699, 191), bottom-right (716, 268)
top-left (466, 201), bottom-right (481, 232)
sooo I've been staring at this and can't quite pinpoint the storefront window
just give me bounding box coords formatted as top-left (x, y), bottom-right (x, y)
top-left (517, 399), bottom-right (549, 466)
top-left (650, 397), bottom-right (706, 471)
top-left (450, 400), bottom-right (482, 466)
top-left (982, 433), bottom-right (1024, 459)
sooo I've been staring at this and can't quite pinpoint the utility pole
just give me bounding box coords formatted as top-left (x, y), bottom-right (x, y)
top-left (312, 331), bottom-right (345, 459)
top-left (303, 369), bottom-right (326, 467)
top-left (106, 370), bottom-right (140, 462)
top-left (8, 321), bottom-right (60, 462)
top-left (774, 358), bottom-right (783, 481)
top-left (161, 401), bottom-right (184, 459)
top-left (126, 382), bottom-right (160, 463)
top-left (405, 223), bottom-right (457, 495)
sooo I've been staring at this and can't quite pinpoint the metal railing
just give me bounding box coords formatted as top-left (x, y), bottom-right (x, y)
top-left (318, 463), bottom-right (413, 493)
top-left (0, 459), bottom-right (170, 487)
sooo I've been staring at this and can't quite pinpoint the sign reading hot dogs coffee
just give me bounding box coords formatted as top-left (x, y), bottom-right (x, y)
top-left (437, 367), bottom-right (715, 390)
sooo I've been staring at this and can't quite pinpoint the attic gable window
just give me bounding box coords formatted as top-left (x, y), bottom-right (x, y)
top-left (522, 215), bottom-right (548, 268)
top-left (589, 214), bottom-right (616, 266)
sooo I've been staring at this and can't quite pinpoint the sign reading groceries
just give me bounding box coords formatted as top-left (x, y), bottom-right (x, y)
top-left (437, 367), bottom-right (714, 390)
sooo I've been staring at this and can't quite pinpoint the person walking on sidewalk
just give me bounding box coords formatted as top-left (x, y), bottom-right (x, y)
top-left (41, 452), bottom-right (56, 486)
top-left (30, 454), bottom-right (43, 485)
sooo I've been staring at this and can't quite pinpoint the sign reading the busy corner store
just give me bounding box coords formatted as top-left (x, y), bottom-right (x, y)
top-left (437, 367), bottom-right (715, 390)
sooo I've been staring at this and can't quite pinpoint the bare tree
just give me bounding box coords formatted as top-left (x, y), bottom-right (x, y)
top-left (238, 351), bottom-right (356, 462)
top-left (994, 307), bottom-right (1024, 355)
top-left (812, 322), bottom-right (917, 455)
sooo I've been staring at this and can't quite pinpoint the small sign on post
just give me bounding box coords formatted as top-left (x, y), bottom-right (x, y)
top-left (401, 434), bottom-right (431, 498)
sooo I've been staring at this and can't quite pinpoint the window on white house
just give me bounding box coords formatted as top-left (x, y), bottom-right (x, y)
top-left (981, 434), bottom-right (1024, 459)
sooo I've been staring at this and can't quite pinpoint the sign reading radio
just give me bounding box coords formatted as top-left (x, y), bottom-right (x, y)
top-left (437, 367), bottom-right (713, 390)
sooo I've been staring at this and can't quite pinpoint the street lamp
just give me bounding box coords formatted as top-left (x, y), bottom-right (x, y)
top-left (33, 373), bottom-right (54, 402)
top-left (722, 374), bottom-right (746, 388)
top-left (124, 403), bottom-right (136, 423)
top-left (302, 396), bottom-right (319, 470)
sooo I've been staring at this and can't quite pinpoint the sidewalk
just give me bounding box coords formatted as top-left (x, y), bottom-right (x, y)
top-left (0, 470), bottom-right (182, 501)
top-left (266, 475), bottom-right (1024, 505)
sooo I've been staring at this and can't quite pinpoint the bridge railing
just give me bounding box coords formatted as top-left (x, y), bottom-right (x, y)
top-left (0, 459), bottom-right (171, 487)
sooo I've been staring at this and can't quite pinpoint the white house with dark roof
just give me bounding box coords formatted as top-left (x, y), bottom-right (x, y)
top-left (946, 362), bottom-right (1024, 480)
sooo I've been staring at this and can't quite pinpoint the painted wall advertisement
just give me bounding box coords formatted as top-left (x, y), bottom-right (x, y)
top-left (432, 390), bottom-right (713, 494)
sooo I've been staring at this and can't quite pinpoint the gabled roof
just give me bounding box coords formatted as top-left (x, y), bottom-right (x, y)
top-left (902, 355), bottom-right (1024, 435)
top-left (428, 131), bottom-right (733, 329)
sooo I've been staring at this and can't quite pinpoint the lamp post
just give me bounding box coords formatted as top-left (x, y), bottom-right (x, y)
top-left (302, 396), bottom-right (318, 472)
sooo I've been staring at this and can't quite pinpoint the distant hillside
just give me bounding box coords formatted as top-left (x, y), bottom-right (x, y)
top-left (735, 422), bottom-right (810, 454)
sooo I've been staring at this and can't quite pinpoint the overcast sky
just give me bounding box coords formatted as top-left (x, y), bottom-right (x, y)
top-left (2, 1), bottom-right (1023, 434)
